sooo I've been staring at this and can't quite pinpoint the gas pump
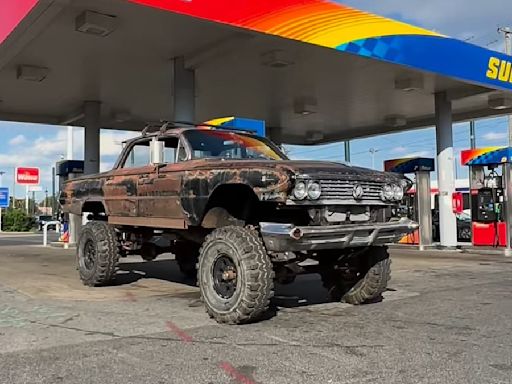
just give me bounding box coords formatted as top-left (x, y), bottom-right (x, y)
top-left (384, 157), bottom-right (435, 249)
top-left (56, 160), bottom-right (84, 245)
top-left (461, 148), bottom-right (511, 250)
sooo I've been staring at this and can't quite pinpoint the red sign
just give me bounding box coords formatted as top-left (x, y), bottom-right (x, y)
top-left (0, 0), bottom-right (39, 45)
top-left (16, 167), bottom-right (40, 185)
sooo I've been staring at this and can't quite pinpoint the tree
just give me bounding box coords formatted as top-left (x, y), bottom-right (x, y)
top-left (1, 209), bottom-right (35, 232)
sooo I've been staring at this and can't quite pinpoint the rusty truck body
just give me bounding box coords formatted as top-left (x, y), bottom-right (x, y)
top-left (61, 125), bottom-right (417, 324)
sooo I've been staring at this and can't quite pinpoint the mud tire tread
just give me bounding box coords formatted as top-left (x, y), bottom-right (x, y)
top-left (77, 221), bottom-right (121, 287)
top-left (198, 226), bottom-right (274, 324)
top-left (322, 246), bottom-right (391, 305)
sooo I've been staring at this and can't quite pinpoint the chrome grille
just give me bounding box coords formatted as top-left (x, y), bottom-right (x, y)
top-left (319, 179), bottom-right (384, 201)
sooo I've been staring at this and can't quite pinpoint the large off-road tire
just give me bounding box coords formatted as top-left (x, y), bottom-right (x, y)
top-left (173, 241), bottom-right (199, 278)
top-left (198, 226), bottom-right (275, 324)
top-left (77, 221), bottom-right (121, 287)
top-left (321, 246), bottom-right (391, 305)
top-left (140, 243), bottom-right (159, 262)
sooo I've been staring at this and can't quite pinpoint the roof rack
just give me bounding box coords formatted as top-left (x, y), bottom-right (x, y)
top-left (141, 120), bottom-right (234, 136)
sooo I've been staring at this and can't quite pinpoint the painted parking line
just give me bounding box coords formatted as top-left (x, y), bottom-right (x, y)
top-left (165, 320), bottom-right (194, 343)
top-left (164, 319), bottom-right (259, 383)
top-left (219, 361), bottom-right (257, 384)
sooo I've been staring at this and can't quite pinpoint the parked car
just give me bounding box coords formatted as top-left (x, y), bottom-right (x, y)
top-left (36, 215), bottom-right (56, 231)
top-left (60, 124), bottom-right (418, 324)
top-left (432, 211), bottom-right (472, 242)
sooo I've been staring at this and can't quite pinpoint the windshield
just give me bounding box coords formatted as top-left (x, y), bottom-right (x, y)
top-left (183, 130), bottom-right (286, 161)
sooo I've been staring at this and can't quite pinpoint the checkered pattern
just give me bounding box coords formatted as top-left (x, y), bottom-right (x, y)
top-left (466, 148), bottom-right (512, 165)
top-left (337, 36), bottom-right (404, 61)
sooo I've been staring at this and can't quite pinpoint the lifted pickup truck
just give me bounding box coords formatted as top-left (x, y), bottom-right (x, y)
top-left (61, 124), bottom-right (417, 324)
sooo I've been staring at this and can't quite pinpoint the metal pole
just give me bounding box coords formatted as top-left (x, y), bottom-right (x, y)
top-left (369, 148), bottom-right (379, 169)
top-left (52, 166), bottom-right (56, 217)
top-left (12, 167), bottom-right (16, 209)
top-left (344, 141), bottom-right (350, 162)
top-left (344, 141), bottom-right (351, 162)
top-left (25, 186), bottom-right (29, 214)
top-left (469, 120), bottom-right (476, 149)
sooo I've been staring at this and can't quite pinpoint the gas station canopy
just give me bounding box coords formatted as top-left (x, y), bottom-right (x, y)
top-left (1, 0), bottom-right (512, 144)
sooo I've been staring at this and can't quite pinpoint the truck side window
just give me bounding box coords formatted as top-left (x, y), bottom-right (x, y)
top-left (123, 141), bottom-right (151, 168)
top-left (123, 137), bottom-right (180, 168)
top-left (162, 137), bottom-right (179, 164)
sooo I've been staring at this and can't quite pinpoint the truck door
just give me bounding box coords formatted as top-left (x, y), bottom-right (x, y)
top-left (104, 138), bottom-right (155, 218)
top-left (137, 136), bottom-right (187, 228)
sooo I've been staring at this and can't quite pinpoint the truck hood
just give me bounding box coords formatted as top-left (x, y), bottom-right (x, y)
top-left (191, 159), bottom-right (402, 182)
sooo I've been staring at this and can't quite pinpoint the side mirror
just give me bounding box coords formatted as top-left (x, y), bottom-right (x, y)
top-left (150, 139), bottom-right (165, 165)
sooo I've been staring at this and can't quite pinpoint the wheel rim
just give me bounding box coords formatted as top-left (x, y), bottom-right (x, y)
top-left (212, 254), bottom-right (238, 299)
top-left (82, 239), bottom-right (96, 271)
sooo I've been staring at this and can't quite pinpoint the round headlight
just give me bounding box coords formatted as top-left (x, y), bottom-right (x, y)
top-left (293, 182), bottom-right (307, 200)
top-left (392, 184), bottom-right (404, 201)
top-left (381, 184), bottom-right (394, 201)
top-left (307, 182), bottom-right (321, 200)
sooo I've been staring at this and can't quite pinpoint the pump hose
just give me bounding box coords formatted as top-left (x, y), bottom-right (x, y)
top-left (493, 220), bottom-right (499, 248)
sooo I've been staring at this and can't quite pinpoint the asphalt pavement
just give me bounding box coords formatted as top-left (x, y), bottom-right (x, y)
top-left (0, 238), bottom-right (511, 384)
top-left (0, 231), bottom-right (60, 247)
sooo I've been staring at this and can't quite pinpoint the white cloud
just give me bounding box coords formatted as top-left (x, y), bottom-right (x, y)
top-left (0, 126), bottom-right (139, 197)
top-left (8, 134), bottom-right (27, 146)
top-left (391, 146), bottom-right (407, 154)
top-left (483, 131), bottom-right (507, 141)
top-left (100, 131), bottom-right (139, 157)
top-left (403, 150), bottom-right (431, 158)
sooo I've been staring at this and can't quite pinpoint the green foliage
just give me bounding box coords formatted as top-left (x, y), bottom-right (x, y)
top-left (1, 209), bottom-right (35, 232)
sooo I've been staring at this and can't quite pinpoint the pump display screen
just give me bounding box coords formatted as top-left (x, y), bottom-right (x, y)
top-left (473, 188), bottom-right (500, 223)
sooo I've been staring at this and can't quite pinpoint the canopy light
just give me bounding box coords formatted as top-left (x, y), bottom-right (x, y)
top-left (112, 110), bottom-right (132, 123)
top-left (76, 11), bottom-right (117, 37)
top-left (488, 94), bottom-right (512, 110)
top-left (17, 65), bottom-right (49, 82)
top-left (395, 76), bottom-right (424, 92)
top-left (294, 97), bottom-right (318, 115)
top-left (384, 115), bottom-right (407, 128)
top-left (306, 131), bottom-right (324, 142)
top-left (261, 50), bottom-right (294, 68)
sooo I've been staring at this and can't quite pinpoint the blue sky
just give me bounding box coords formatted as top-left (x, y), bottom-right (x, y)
top-left (0, 0), bottom-right (511, 200)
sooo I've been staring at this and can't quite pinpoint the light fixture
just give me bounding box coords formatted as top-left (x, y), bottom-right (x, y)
top-left (294, 96), bottom-right (318, 116)
top-left (17, 65), bottom-right (49, 82)
top-left (488, 94), bottom-right (512, 110)
top-left (261, 50), bottom-right (294, 68)
top-left (305, 131), bottom-right (324, 142)
top-left (76, 10), bottom-right (117, 37)
top-left (112, 110), bottom-right (132, 123)
top-left (384, 114), bottom-right (407, 128)
top-left (395, 75), bottom-right (424, 92)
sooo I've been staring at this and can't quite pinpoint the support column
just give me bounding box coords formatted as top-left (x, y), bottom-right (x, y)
top-left (172, 57), bottom-right (195, 123)
top-left (435, 92), bottom-right (457, 247)
top-left (84, 101), bottom-right (101, 175)
top-left (71, 101), bottom-right (101, 245)
top-left (416, 171), bottom-right (432, 250)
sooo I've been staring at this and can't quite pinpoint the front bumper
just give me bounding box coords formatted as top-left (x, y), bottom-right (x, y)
top-left (260, 217), bottom-right (418, 252)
